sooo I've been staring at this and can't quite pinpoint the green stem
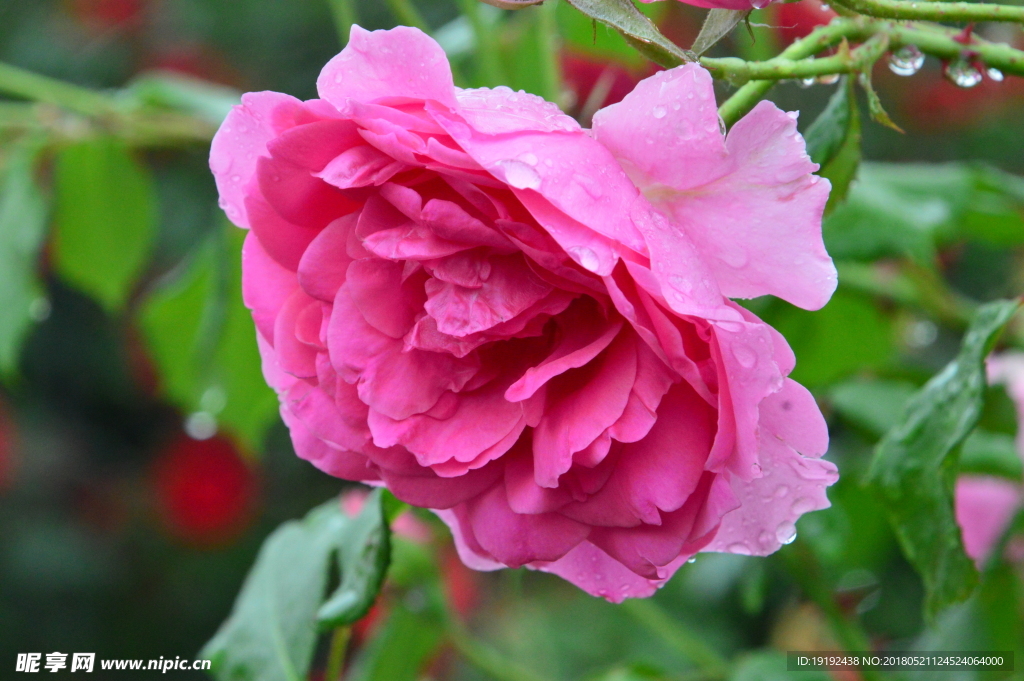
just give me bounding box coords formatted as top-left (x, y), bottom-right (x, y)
top-left (457, 0), bottom-right (504, 87)
top-left (704, 34), bottom-right (889, 85)
top-left (324, 626), bottom-right (351, 681)
top-left (717, 17), bottom-right (1024, 126)
top-left (445, 616), bottom-right (553, 681)
top-left (0, 61), bottom-right (116, 117)
top-left (717, 20), bottom-right (856, 126)
top-left (385, 0), bottom-right (431, 31)
top-left (620, 599), bottom-right (728, 675)
top-left (536, 1), bottom-right (564, 106)
top-left (327, 0), bottom-right (357, 46)
top-left (831, 0), bottom-right (1024, 24)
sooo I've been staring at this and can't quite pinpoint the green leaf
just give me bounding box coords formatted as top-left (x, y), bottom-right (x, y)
top-left (829, 378), bottom-right (917, 437)
top-left (691, 9), bottom-right (749, 56)
top-left (0, 138), bottom-right (47, 377)
top-left (959, 429), bottom-right (1022, 481)
top-left (867, 299), bottom-right (1021, 621)
top-left (139, 224), bottom-right (277, 451)
top-left (317, 489), bottom-right (392, 629)
top-left (202, 499), bottom-right (351, 681)
top-left (857, 70), bottom-right (902, 133)
top-left (563, 0), bottom-right (690, 68)
top-left (805, 78), bottom-right (861, 214)
top-left (204, 492), bottom-right (395, 681)
top-left (770, 290), bottom-right (893, 388)
top-left (53, 138), bottom-right (156, 312)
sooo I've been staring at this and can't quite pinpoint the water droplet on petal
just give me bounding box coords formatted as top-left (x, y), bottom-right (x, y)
top-left (728, 542), bottom-right (752, 555)
top-left (888, 45), bottom-right (924, 76)
top-left (945, 58), bottom-right (983, 88)
top-left (519, 152), bottom-right (538, 166)
top-left (775, 485), bottom-right (790, 499)
top-left (567, 246), bottom-right (600, 272)
top-left (817, 73), bottom-right (840, 85)
top-left (792, 497), bottom-right (816, 515)
top-left (987, 67), bottom-right (1005, 82)
top-left (498, 159), bottom-right (542, 190)
top-left (652, 105), bottom-right (667, 119)
top-left (750, 462), bottom-right (763, 476)
top-left (776, 522), bottom-right (797, 545)
top-left (686, 557), bottom-right (697, 564)
top-left (758, 531), bottom-right (773, 546)
top-left (230, 175), bottom-right (241, 184)
top-left (732, 344), bottom-right (758, 369)
top-left (721, 248), bottom-right (749, 268)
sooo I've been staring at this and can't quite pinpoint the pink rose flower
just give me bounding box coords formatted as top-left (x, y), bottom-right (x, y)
top-left (954, 353), bottom-right (1024, 567)
top-left (210, 25), bottom-right (838, 600)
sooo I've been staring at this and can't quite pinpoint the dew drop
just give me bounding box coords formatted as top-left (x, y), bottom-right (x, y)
top-left (776, 522), bottom-right (798, 545)
top-left (750, 462), bottom-right (763, 476)
top-left (888, 45), bottom-right (925, 76)
top-left (230, 175), bottom-right (241, 184)
top-left (775, 485), bottom-right (790, 499)
top-left (672, 102), bottom-right (681, 111)
top-left (817, 73), bottom-right (840, 85)
top-left (567, 246), bottom-right (600, 272)
top-left (721, 248), bottom-right (749, 268)
top-left (498, 159), bottom-right (542, 190)
top-left (945, 58), bottom-right (983, 88)
top-left (987, 67), bottom-right (1005, 82)
top-left (28, 297), bottom-right (51, 322)
top-left (728, 542), bottom-right (752, 555)
top-left (652, 105), bottom-right (667, 119)
top-left (687, 557), bottom-right (697, 564)
top-left (519, 152), bottom-right (539, 166)
top-left (758, 531), bottom-right (773, 546)
top-left (798, 77), bottom-right (816, 88)
top-left (792, 496), bottom-right (816, 515)
top-left (732, 344), bottom-right (758, 368)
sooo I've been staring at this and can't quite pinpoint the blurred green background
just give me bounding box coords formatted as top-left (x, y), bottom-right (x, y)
top-left (1, 1), bottom-right (1023, 679)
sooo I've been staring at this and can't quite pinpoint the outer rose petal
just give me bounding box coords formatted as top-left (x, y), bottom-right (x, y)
top-left (955, 475), bottom-right (1022, 566)
top-left (592, 65), bottom-right (836, 311)
top-left (706, 385), bottom-right (837, 555)
top-left (532, 541), bottom-right (666, 602)
top-left (210, 92), bottom-right (305, 229)
top-left (317, 25), bottom-right (458, 110)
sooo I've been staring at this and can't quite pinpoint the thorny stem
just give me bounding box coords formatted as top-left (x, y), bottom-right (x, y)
top-left (716, 17), bottom-right (1024, 126)
top-left (830, 0), bottom-right (1024, 25)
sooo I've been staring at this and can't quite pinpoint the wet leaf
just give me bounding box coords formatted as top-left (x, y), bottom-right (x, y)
top-left (0, 138), bottom-right (47, 377)
top-left (564, 0), bottom-right (690, 67)
top-left (204, 491), bottom-right (395, 681)
top-left (691, 9), bottom-right (749, 57)
top-left (202, 500), bottom-right (351, 681)
top-left (867, 299), bottom-right (1021, 621)
top-left (53, 138), bottom-right (156, 312)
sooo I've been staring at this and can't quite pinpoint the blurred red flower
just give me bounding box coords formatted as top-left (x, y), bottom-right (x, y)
top-left (770, 0), bottom-right (837, 45)
top-left (152, 434), bottom-right (258, 545)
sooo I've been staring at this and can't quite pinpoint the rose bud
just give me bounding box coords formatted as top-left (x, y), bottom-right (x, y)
top-left (210, 26), bottom-right (837, 601)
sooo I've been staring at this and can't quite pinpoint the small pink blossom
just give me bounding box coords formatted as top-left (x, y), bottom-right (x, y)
top-left (210, 26), bottom-right (837, 600)
top-left (954, 353), bottom-right (1024, 567)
